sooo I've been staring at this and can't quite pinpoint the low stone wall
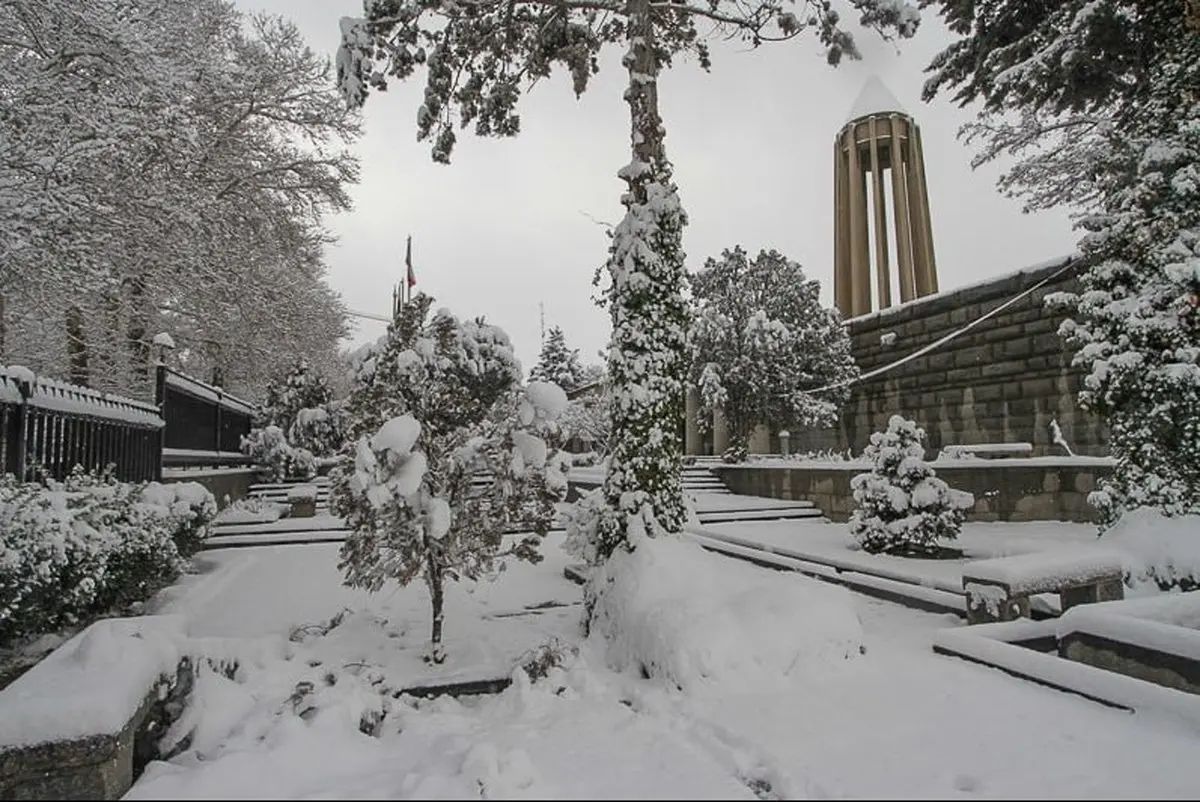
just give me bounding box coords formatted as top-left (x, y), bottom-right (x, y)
top-left (1059, 632), bottom-right (1200, 696)
top-left (162, 467), bottom-right (259, 509)
top-left (0, 617), bottom-right (199, 801)
top-left (713, 459), bottom-right (1113, 524)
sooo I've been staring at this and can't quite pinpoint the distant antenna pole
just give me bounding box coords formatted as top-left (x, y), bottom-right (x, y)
top-left (539, 302), bottom-right (545, 344)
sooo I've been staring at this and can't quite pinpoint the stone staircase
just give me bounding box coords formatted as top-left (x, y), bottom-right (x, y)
top-left (247, 476), bottom-right (332, 512)
top-left (682, 461), bottom-right (732, 495)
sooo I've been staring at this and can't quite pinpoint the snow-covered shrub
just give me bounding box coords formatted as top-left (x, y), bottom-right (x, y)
top-left (559, 394), bottom-right (610, 455)
top-left (849, 415), bottom-right (974, 556)
top-left (240, 425), bottom-right (316, 482)
top-left (289, 400), bottom-right (348, 458)
top-left (213, 495), bottom-right (287, 525)
top-left (140, 481), bottom-right (218, 557)
top-left (286, 484), bottom-right (319, 503)
top-left (261, 359), bottom-right (334, 433)
top-left (721, 443), bottom-right (748, 464)
top-left (1102, 508), bottom-right (1200, 593)
top-left (332, 295), bottom-right (570, 663)
top-left (0, 471), bottom-right (200, 645)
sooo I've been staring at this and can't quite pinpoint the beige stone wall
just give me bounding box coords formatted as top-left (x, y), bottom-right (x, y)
top-left (713, 462), bottom-right (1111, 524)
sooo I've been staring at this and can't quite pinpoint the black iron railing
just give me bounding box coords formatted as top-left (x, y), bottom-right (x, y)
top-left (155, 365), bottom-right (257, 468)
top-left (0, 367), bottom-right (164, 482)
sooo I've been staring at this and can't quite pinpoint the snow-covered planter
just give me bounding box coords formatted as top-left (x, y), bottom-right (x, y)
top-left (0, 472), bottom-right (205, 647)
top-left (849, 415), bottom-right (974, 557)
top-left (1102, 508), bottom-right (1200, 593)
top-left (240, 425), bottom-right (316, 482)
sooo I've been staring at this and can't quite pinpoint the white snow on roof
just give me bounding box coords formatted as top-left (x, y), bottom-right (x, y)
top-left (845, 75), bottom-right (907, 123)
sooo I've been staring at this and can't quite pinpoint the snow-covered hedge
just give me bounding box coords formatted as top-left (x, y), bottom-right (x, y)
top-left (240, 425), bottom-right (316, 482)
top-left (0, 472), bottom-right (216, 646)
top-left (849, 416), bottom-right (974, 556)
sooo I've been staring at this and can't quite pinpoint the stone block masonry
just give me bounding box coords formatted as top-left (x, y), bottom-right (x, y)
top-left (714, 459), bottom-right (1113, 524)
top-left (800, 257), bottom-right (1108, 457)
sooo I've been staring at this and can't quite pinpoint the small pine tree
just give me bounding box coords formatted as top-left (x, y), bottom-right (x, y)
top-left (849, 416), bottom-right (974, 556)
top-left (330, 294), bottom-right (570, 663)
top-left (529, 326), bottom-right (585, 392)
top-left (262, 359), bottom-right (333, 432)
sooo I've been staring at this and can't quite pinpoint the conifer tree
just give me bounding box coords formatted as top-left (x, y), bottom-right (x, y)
top-left (530, 326), bottom-right (586, 392)
top-left (925, 0), bottom-right (1200, 526)
top-left (330, 294), bottom-right (570, 662)
top-left (849, 416), bottom-right (973, 556)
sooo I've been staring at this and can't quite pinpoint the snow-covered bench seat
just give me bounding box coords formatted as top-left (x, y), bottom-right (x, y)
top-left (0, 617), bottom-right (190, 800)
top-left (962, 550), bottom-right (1125, 625)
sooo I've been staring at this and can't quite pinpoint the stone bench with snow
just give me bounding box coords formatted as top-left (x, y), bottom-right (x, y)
top-left (961, 549), bottom-right (1125, 625)
top-left (286, 484), bottom-right (319, 518)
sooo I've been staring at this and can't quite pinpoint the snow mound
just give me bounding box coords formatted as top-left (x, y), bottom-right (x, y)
top-left (1102, 508), bottom-right (1200, 591)
top-left (588, 535), bottom-right (864, 693)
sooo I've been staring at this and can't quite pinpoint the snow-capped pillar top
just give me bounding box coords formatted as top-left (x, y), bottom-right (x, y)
top-left (844, 75), bottom-right (908, 124)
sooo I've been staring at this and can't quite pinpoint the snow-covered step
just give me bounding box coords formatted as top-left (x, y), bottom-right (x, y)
top-left (694, 508), bottom-right (824, 524)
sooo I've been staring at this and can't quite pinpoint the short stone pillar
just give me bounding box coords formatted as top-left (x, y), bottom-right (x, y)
top-left (779, 430), bottom-right (790, 457)
top-left (287, 484), bottom-right (318, 518)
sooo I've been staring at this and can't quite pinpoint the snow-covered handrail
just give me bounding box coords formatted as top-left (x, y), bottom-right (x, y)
top-left (160, 367), bottom-right (257, 416)
top-left (798, 257), bottom-right (1080, 397)
top-left (0, 367), bottom-right (163, 428)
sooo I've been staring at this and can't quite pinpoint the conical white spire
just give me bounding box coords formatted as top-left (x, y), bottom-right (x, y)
top-left (845, 75), bottom-right (907, 123)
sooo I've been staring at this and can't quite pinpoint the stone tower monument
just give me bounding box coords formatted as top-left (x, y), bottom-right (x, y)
top-left (833, 76), bottom-right (938, 318)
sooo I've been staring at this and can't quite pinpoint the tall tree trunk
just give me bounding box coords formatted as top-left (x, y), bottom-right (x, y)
top-left (124, 276), bottom-right (150, 386)
top-left (595, 0), bottom-right (690, 560)
top-left (65, 305), bottom-right (89, 387)
top-left (426, 551), bottom-right (446, 664)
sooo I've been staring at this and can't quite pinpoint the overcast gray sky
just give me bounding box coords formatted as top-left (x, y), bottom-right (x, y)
top-left (236, 0), bottom-right (1078, 372)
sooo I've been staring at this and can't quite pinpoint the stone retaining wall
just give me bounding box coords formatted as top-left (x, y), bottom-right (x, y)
top-left (162, 467), bottom-right (258, 508)
top-left (795, 257), bottom-right (1109, 457)
top-left (714, 460), bottom-right (1112, 524)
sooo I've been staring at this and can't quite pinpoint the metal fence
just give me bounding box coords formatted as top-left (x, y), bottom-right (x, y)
top-left (155, 365), bottom-right (256, 468)
top-left (1, 367), bottom-right (164, 482)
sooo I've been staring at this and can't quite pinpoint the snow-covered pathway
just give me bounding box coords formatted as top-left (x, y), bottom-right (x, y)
top-left (128, 531), bottom-right (1200, 799)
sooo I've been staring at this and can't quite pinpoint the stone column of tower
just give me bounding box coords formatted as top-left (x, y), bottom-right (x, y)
top-left (833, 76), bottom-right (939, 318)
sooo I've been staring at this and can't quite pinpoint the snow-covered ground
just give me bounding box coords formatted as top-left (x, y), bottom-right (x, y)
top-left (128, 530), bottom-right (1200, 799)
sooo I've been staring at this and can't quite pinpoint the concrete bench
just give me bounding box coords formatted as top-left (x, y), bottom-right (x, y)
top-left (962, 550), bottom-right (1125, 625)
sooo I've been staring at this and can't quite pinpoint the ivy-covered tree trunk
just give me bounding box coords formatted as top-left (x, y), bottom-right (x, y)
top-left (426, 549), bottom-right (446, 664)
top-left (595, 2), bottom-right (690, 560)
top-left (65, 305), bottom-right (89, 387)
